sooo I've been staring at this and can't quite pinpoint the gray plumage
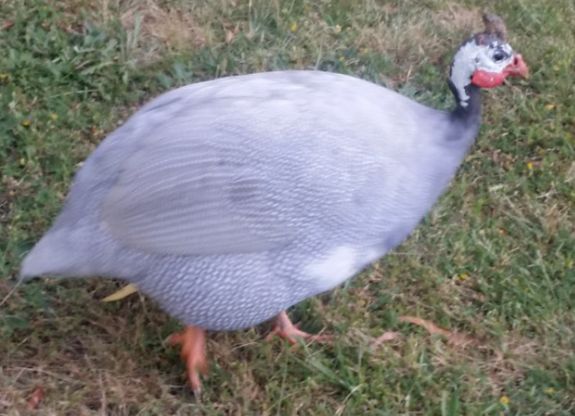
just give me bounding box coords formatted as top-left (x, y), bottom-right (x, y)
top-left (20, 70), bottom-right (480, 330)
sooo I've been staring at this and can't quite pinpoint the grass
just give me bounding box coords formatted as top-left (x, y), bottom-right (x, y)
top-left (1, 0), bottom-right (574, 414)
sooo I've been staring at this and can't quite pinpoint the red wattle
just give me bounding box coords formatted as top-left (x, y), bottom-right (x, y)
top-left (471, 70), bottom-right (507, 88)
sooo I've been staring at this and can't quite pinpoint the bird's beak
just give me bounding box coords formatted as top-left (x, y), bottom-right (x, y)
top-left (504, 54), bottom-right (529, 79)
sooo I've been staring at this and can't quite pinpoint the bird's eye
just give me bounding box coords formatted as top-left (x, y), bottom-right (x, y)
top-left (493, 52), bottom-right (506, 62)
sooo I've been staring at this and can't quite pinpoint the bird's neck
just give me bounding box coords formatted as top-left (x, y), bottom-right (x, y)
top-left (448, 81), bottom-right (482, 143)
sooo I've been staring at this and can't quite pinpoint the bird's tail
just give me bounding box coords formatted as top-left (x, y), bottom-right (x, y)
top-left (20, 227), bottom-right (97, 281)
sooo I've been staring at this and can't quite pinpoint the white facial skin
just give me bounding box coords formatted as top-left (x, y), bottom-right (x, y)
top-left (450, 38), bottom-right (514, 107)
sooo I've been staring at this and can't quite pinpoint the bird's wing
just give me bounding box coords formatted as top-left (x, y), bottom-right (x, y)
top-left (100, 71), bottom-right (439, 257)
top-left (101, 122), bottom-right (296, 256)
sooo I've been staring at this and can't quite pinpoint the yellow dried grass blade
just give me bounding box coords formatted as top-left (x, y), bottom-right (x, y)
top-left (102, 283), bottom-right (138, 302)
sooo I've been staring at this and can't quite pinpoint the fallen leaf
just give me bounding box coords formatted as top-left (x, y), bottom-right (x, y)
top-left (225, 29), bottom-right (235, 43)
top-left (371, 331), bottom-right (401, 349)
top-left (27, 386), bottom-right (44, 410)
top-left (399, 316), bottom-right (476, 348)
top-left (1, 20), bottom-right (14, 31)
top-left (544, 387), bottom-right (556, 395)
top-left (102, 283), bottom-right (138, 302)
top-left (499, 395), bottom-right (510, 406)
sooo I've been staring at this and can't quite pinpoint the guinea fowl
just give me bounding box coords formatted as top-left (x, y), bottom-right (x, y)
top-left (21, 14), bottom-right (528, 393)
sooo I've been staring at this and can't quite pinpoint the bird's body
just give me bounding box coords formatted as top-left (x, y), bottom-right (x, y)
top-left (22, 71), bottom-right (476, 330)
top-left (21, 14), bottom-right (528, 393)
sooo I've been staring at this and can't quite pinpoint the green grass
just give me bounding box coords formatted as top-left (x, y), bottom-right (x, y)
top-left (1, 0), bottom-right (574, 414)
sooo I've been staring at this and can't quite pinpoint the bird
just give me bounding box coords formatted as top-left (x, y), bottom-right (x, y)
top-left (20, 13), bottom-right (528, 394)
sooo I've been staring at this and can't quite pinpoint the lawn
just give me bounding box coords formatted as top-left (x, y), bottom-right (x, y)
top-left (1, 0), bottom-right (574, 414)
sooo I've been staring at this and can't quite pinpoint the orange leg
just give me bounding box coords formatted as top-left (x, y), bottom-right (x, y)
top-left (266, 311), bottom-right (332, 345)
top-left (167, 326), bottom-right (207, 395)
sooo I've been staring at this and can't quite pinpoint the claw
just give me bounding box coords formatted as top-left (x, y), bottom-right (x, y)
top-left (266, 311), bottom-right (332, 345)
top-left (168, 326), bottom-right (207, 395)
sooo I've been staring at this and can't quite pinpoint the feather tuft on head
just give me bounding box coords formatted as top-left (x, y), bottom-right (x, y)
top-left (482, 13), bottom-right (507, 41)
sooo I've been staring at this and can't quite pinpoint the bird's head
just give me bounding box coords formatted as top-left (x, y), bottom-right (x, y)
top-left (450, 13), bottom-right (529, 108)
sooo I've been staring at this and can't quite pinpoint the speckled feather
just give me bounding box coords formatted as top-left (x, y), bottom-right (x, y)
top-left (21, 70), bottom-right (479, 330)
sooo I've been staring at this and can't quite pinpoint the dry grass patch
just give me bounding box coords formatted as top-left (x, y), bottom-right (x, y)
top-left (353, 2), bottom-right (481, 82)
top-left (119, 0), bottom-right (207, 52)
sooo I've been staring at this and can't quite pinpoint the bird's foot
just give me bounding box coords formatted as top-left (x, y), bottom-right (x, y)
top-left (266, 311), bottom-right (332, 345)
top-left (167, 326), bottom-right (207, 395)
